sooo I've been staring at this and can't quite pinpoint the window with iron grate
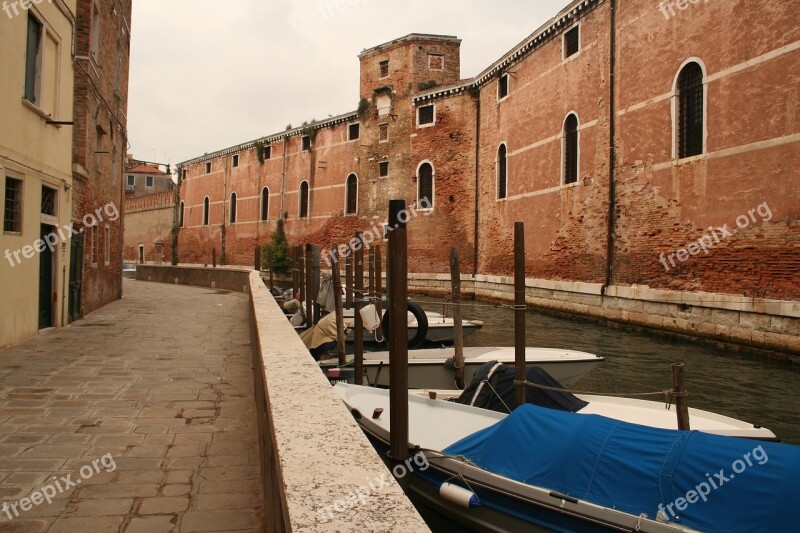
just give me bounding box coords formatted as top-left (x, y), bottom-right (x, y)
top-left (563, 114), bottom-right (579, 185)
top-left (418, 163), bottom-right (434, 208)
top-left (345, 175), bottom-right (357, 214)
top-left (678, 62), bottom-right (704, 158)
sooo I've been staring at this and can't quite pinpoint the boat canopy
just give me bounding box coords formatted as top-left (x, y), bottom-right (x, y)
top-left (444, 404), bottom-right (800, 532)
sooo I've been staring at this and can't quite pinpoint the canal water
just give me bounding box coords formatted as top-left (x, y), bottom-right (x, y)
top-left (419, 299), bottom-right (800, 445)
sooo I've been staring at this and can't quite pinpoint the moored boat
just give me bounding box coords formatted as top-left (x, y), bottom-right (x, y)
top-left (321, 346), bottom-right (603, 389)
top-left (335, 383), bottom-right (798, 533)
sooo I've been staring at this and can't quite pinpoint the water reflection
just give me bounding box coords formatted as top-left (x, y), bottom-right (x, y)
top-left (420, 299), bottom-right (800, 444)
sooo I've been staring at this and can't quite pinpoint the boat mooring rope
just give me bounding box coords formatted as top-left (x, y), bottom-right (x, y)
top-left (514, 380), bottom-right (688, 409)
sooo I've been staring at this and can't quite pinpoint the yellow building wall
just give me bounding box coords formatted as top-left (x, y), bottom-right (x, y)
top-left (0, 0), bottom-right (77, 348)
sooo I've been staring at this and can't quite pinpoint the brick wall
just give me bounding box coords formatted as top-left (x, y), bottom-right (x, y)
top-left (72, 0), bottom-right (132, 316)
top-left (168, 3), bottom-right (800, 305)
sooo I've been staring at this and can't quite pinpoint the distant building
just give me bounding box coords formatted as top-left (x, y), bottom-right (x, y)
top-left (0, 1), bottom-right (77, 347)
top-left (124, 191), bottom-right (176, 265)
top-left (125, 160), bottom-right (175, 198)
top-left (169, 0), bottom-right (800, 355)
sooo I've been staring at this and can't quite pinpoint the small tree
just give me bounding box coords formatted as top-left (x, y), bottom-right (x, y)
top-left (262, 216), bottom-right (292, 275)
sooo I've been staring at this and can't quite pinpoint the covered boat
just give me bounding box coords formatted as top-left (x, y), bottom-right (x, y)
top-left (335, 383), bottom-right (799, 532)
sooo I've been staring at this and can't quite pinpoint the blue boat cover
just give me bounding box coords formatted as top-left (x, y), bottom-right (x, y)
top-left (443, 404), bottom-right (800, 532)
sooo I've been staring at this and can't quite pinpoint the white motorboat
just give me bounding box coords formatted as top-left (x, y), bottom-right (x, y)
top-left (334, 384), bottom-right (794, 532)
top-left (342, 309), bottom-right (484, 344)
top-left (320, 346), bottom-right (603, 389)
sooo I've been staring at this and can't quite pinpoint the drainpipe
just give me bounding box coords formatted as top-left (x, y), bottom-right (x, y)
top-left (602, 0), bottom-right (617, 296)
top-left (472, 89), bottom-right (481, 277)
top-left (221, 155), bottom-right (228, 265)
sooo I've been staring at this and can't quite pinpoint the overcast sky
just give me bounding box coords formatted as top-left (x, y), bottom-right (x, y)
top-left (127, 0), bottom-right (570, 168)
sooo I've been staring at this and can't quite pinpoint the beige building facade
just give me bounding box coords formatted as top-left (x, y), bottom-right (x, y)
top-left (0, 0), bottom-right (77, 348)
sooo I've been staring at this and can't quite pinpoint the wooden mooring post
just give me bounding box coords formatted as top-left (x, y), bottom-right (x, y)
top-left (268, 248), bottom-right (274, 291)
top-left (354, 234), bottom-right (365, 384)
top-left (212, 248), bottom-right (216, 268)
top-left (254, 245), bottom-right (261, 271)
top-left (514, 222), bottom-right (526, 408)
top-left (672, 363), bottom-right (690, 430)
top-left (450, 247), bottom-right (465, 389)
top-left (375, 244), bottom-right (383, 335)
top-left (332, 245), bottom-right (346, 366)
top-left (388, 200), bottom-right (409, 461)
top-left (345, 246), bottom-right (353, 311)
top-left (305, 244), bottom-right (314, 328)
top-left (294, 245), bottom-right (302, 300)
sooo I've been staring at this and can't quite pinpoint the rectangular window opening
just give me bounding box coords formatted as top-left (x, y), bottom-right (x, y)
top-left (498, 74), bottom-right (509, 100)
top-left (564, 26), bottom-right (580, 59)
top-left (24, 13), bottom-right (43, 104)
top-left (379, 60), bottom-right (389, 78)
top-left (4, 177), bottom-right (23, 233)
top-left (205, 162), bottom-right (212, 174)
top-left (302, 135), bottom-right (311, 151)
top-left (379, 161), bottom-right (389, 178)
top-left (348, 123), bottom-right (360, 141)
top-left (379, 123), bottom-right (389, 142)
top-left (145, 176), bottom-right (154, 187)
top-left (232, 154), bottom-right (239, 167)
top-left (417, 104), bottom-right (435, 126)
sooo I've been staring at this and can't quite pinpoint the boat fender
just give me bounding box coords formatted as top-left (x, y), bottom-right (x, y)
top-left (381, 300), bottom-right (429, 349)
top-left (437, 482), bottom-right (480, 509)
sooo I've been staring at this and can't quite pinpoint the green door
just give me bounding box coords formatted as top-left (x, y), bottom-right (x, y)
top-left (68, 230), bottom-right (83, 323)
top-left (38, 224), bottom-right (53, 329)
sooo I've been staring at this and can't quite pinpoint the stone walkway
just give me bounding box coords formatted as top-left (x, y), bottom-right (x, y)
top-left (0, 280), bottom-right (264, 532)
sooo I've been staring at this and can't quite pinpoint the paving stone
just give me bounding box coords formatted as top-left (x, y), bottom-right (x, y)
top-left (123, 516), bottom-right (177, 533)
top-left (0, 281), bottom-right (264, 531)
top-left (65, 498), bottom-right (134, 516)
top-left (45, 517), bottom-right (124, 533)
top-left (179, 510), bottom-right (260, 532)
top-left (161, 484), bottom-right (191, 497)
top-left (137, 497), bottom-right (189, 515)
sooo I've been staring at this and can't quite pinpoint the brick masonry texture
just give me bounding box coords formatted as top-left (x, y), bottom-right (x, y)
top-left (167, 0), bottom-right (798, 304)
top-left (72, 0), bottom-right (132, 317)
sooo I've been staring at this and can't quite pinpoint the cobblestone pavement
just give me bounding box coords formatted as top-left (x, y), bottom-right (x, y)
top-left (0, 280), bottom-right (264, 532)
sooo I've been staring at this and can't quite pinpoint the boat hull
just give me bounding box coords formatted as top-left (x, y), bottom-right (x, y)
top-left (322, 347), bottom-right (603, 389)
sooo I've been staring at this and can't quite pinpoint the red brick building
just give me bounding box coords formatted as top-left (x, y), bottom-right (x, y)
top-left (174, 0), bottom-right (800, 354)
top-left (70, 0), bottom-right (132, 320)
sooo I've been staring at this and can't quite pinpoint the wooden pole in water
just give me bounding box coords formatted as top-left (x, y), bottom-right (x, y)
top-left (305, 244), bottom-right (314, 327)
top-left (291, 246), bottom-right (298, 298)
top-left (332, 244), bottom-right (346, 366)
top-left (295, 245), bottom-right (304, 301)
top-left (313, 246), bottom-right (321, 325)
top-left (388, 200), bottom-right (409, 461)
top-left (354, 233), bottom-right (365, 385)
top-left (672, 363), bottom-right (690, 430)
top-left (268, 248), bottom-right (274, 292)
top-left (345, 245), bottom-right (353, 311)
top-left (368, 246), bottom-right (375, 317)
top-left (375, 244), bottom-right (383, 336)
top-left (514, 222), bottom-right (526, 408)
top-left (450, 247), bottom-right (465, 389)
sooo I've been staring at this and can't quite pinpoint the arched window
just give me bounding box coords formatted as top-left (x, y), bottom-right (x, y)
top-left (417, 162), bottom-right (434, 209)
top-left (260, 187), bottom-right (269, 221)
top-left (345, 174), bottom-right (358, 215)
top-left (229, 192), bottom-right (237, 224)
top-left (497, 144), bottom-right (508, 199)
top-left (202, 197), bottom-right (209, 226)
top-left (677, 61), bottom-right (704, 158)
top-left (299, 181), bottom-right (309, 219)
top-left (179, 201), bottom-right (184, 228)
top-left (563, 114), bottom-right (579, 185)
